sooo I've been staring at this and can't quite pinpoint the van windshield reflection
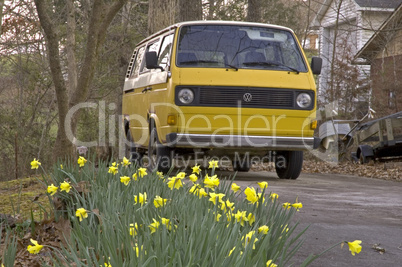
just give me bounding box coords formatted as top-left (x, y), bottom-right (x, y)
top-left (177, 25), bottom-right (307, 72)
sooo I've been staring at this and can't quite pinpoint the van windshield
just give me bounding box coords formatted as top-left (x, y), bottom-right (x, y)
top-left (177, 25), bottom-right (307, 72)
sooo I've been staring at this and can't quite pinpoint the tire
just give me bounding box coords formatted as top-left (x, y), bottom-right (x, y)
top-left (232, 159), bottom-right (251, 172)
top-left (125, 129), bottom-right (144, 166)
top-left (148, 124), bottom-right (173, 173)
top-left (275, 151), bottom-right (303, 180)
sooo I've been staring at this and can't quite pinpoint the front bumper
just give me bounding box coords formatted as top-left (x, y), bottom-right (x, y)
top-left (166, 133), bottom-right (320, 150)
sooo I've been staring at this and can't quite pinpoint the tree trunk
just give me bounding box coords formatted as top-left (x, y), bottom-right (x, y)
top-left (247, 0), bottom-right (263, 22)
top-left (35, 0), bottom-right (128, 161)
top-left (177, 0), bottom-right (202, 22)
top-left (0, 0), bottom-right (4, 34)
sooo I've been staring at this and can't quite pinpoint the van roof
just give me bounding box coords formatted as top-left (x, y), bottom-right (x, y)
top-left (137, 20), bottom-right (294, 46)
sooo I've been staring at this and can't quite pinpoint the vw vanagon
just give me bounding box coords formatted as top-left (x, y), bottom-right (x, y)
top-left (122, 21), bottom-right (322, 179)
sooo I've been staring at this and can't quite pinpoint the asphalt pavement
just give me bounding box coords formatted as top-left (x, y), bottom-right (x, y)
top-left (216, 170), bottom-right (402, 267)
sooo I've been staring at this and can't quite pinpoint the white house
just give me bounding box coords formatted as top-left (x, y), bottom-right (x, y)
top-left (311, 0), bottom-right (401, 108)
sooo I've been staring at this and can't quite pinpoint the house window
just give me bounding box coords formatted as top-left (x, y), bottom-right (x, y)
top-left (389, 91), bottom-right (395, 109)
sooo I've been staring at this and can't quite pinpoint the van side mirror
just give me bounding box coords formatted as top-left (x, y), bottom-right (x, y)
top-left (145, 51), bottom-right (164, 71)
top-left (311, 57), bottom-right (322, 75)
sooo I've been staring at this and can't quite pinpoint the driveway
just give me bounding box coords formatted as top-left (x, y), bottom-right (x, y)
top-left (216, 170), bottom-right (402, 267)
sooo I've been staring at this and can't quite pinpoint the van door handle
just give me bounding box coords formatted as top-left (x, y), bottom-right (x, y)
top-left (142, 87), bottom-right (152, 93)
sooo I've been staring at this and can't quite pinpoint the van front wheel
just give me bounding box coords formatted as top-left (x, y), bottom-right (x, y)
top-left (148, 126), bottom-right (173, 173)
top-left (275, 151), bottom-right (303, 180)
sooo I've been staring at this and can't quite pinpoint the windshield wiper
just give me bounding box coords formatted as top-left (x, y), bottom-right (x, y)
top-left (179, 60), bottom-right (219, 65)
top-left (224, 63), bottom-right (238, 71)
top-left (243, 61), bottom-right (300, 74)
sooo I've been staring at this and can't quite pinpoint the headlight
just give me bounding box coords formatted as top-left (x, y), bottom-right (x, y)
top-left (296, 93), bottom-right (312, 108)
top-left (178, 88), bottom-right (194, 104)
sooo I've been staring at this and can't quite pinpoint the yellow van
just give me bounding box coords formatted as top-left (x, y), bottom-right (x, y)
top-left (122, 21), bottom-right (322, 179)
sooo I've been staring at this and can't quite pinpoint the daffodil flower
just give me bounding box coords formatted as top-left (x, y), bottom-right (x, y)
top-left (192, 164), bottom-right (201, 174)
top-left (133, 243), bottom-right (145, 257)
top-left (242, 230), bottom-right (258, 249)
top-left (282, 202), bottom-right (291, 209)
top-left (266, 260), bottom-right (277, 267)
top-left (47, 184), bottom-right (58, 196)
top-left (234, 210), bottom-right (248, 226)
top-left (161, 218), bottom-right (172, 231)
top-left (129, 223), bottom-right (139, 236)
top-left (244, 187), bottom-right (259, 204)
top-left (270, 193), bottom-right (279, 202)
top-left (221, 199), bottom-right (235, 213)
top-left (208, 192), bottom-right (225, 205)
top-left (30, 158), bottom-right (41, 169)
top-left (167, 176), bottom-right (183, 190)
top-left (108, 162), bottom-right (119, 175)
top-left (134, 192), bottom-right (147, 206)
top-left (76, 208), bottom-right (88, 222)
top-left (204, 174), bottom-right (219, 190)
top-left (156, 171), bottom-right (164, 179)
top-left (291, 202), bottom-right (303, 210)
top-left (154, 195), bottom-right (168, 208)
top-left (149, 218), bottom-right (160, 233)
top-left (257, 181), bottom-right (268, 189)
top-left (138, 167), bottom-right (147, 177)
top-left (27, 238), bottom-right (44, 254)
top-left (176, 172), bottom-right (186, 179)
top-left (347, 240), bottom-right (362, 256)
top-left (60, 164), bottom-right (63, 169)
top-left (189, 174), bottom-right (198, 183)
top-left (228, 247), bottom-right (236, 256)
top-left (247, 212), bottom-right (255, 226)
top-left (231, 183), bottom-right (241, 192)
top-left (120, 176), bottom-right (131, 186)
top-left (258, 225), bottom-right (269, 234)
top-left (77, 156), bottom-right (87, 167)
top-left (208, 160), bottom-right (219, 169)
top-left (60, 181), bottom-right (71, 193)
top-left (121, 156), bottom-right (131, 167)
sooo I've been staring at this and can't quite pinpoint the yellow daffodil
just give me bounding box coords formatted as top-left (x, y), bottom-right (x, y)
top-left (244, 187), bottom-right (259, 204)
top-left (77, 156), bottom-right (87, 167)
top-left (60, 181), bottom-right (71, 193)
top-left (161, 218), bottom-right (172, 231)
top-left (221, 199), bottom-right (235, 213)
top-left (138, 167), bottom-right (147, 178)
top-left (270, 193), bottom-right (279, 202)
top-left (192, 164), bottom-right (201, 174)
top-left (156, 171), bottom-right (164, 179)
top-left (134, 192), bottom-right (147, 206)
top-left (108, 162), bottom-right (119, 175)
top-left (189, 174), bottom-right (198, 183)
top-left (60, 164), bottom-right (63, 169)
top-left (234, 210), bottom-right (248, 226)
top-left (204, 174), bottom-right (219, 190)
top-left (167, 177), bottom-right (183, 190)
top-left (258, 225), bottom-right (269, 234)
top-left (348, 240), bottom-right (362, 256)
top-left (120, 176), bottom-right (131, 186)
top-left (154, 195), bottom-right (168, 208)
top-left (215, 212), bottom-right (222, 222)
top-left (242, 230), bottom-right (258, 249)
top-left (121, 156), bottom-right (131, 167)
top-left (283, 202), bottom-right (291, 209)
top-left (176, 172), bottom-right (186, 179)
top-left (149, 218), bottom-right (160, 233)
top-left (231, 183), bottom-right (241, 192)
top-left (292, 202), bottom-right (303, 210)
top-left (47, 184), bottom-right (58, 196)
top-left (247, 212), bottom-right (255, 226)
top-left (129, 223), bottom-right (139, 236)
top-left (266, 260), bottom-right (277, 267)
top-left (208, 160), bottom-right (219, 169)
top-left (257, 181), bottom-right (268, 189)
top-left (133, 243), bottom-right (145, 257)
top-left (76, 208), bottom-right (88, 222)
top-left (30, 158), bottom-right (41, 169)
top-left (208, 192), bottom-right (225, 205)
top-left (27, 238), bottom-right (43, 254)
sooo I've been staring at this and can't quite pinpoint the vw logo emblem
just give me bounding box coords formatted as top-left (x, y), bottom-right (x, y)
top-left (243, 93), bottom-right (252, 102)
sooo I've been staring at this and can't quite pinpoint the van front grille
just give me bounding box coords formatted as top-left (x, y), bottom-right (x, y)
top-left (175, 86), bottom-right (314, 110)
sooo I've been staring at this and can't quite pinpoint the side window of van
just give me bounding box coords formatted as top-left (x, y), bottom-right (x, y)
top-left (158, 34), bottom-right (174, 70)
top-left (140, 40), bottom-right (159, 73)
top-left (132, 46), bottom-right (145, 78)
